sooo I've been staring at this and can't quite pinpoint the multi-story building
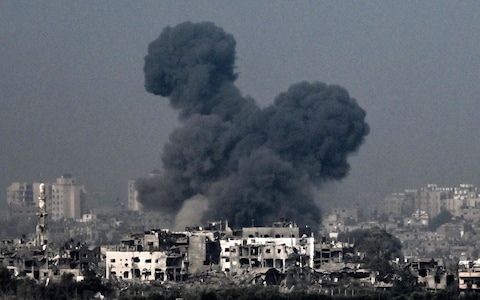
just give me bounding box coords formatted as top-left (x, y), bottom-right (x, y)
top-left (6, 182), bottom-right (38, 218)
top-left (127, 170), bottom-right (161, 212)
top-left (105, 220), bottom-right (315, 283)
top-left (384, 193), bottom-right (405, 219)
top-left (105, 230), bottom-right (189, 282)
top-left (458, 259), bottom-right (480, 294)
top-left (6, 175), bottom-right (85, 221)
top-left (127, 180), bottom-right (142, 212)
top-left (447, 184), bottom-right (479, 218)
top-left (383, 184), bottom-right (480, 220)
top-left (384, 190), bottom-right (417, 220)
top-left (49, 174), bottom-right (85, 221)
top-left (331, 207), bottom-right (358, 223)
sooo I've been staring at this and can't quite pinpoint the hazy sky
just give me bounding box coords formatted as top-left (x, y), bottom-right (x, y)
top-left (1, 1), bottom-right (479, 213)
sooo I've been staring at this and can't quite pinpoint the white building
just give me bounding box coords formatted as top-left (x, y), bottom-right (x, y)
top-left (105, 250), bottom-right (168, 281)
top-left (220, 235), bottom-right (315, 274)
top-left (49, 174), bottom-right (84, 221)
top-left (220, 222), bottom-right (315, 274)
top-left (7, 177), bottom-right (84, 221)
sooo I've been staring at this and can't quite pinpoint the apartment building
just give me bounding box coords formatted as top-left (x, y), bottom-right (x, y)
top-left (48, 174), bottom-right (85, 221)
top-left (6, 174), bottom-right (85, 221)
top-left (127, 180), bottom-right (142, 212)
top-left (384, 184), bottom-right (479, 220)
top-left (105, 220), bottom-right (315, 283)
top-left (6, 182), bottom-right (39, 218)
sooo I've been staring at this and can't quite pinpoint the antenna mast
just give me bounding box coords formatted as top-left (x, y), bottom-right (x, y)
top-left (35, 183), bottom-right (48, 247)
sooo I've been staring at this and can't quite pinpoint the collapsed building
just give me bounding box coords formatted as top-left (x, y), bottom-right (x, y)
top-left (104, 220), bottom-right (317, 283)
top-left (0, 238), bottom-right (100, 282)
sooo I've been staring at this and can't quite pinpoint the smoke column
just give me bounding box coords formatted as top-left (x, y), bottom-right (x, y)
top-left (137, 21), bottom-right (369, 228)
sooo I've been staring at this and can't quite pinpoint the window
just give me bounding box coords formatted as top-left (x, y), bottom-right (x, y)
top-left (145, 259), bottom-right (152, 263)
top-left (110, 259), bottom-right (116, 263)
top-left (134, 269), bottom-right (141, 278)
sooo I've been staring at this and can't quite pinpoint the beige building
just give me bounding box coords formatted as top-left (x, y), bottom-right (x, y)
top-left (49, 174), bottom-right (85, 221)
top-left (106, 250), bottom-right (169, 281)
top-left (7, 177), bottom-right (84, 221)
top-left (384, 193), bottom-right (405, 219)
top-left (6, 182), bottom-right (38, 218)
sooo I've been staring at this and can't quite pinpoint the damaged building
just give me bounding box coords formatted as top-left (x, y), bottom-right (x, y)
top-left (0, 238), bottom-right (100, 283)
top-left (104, 220), bottom-right (317, 283)
top-left (220, 220), bottom-right (315, 274)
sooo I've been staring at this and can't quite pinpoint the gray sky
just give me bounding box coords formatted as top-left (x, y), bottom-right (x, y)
top-left (1, 1), bottom-right (479, 213)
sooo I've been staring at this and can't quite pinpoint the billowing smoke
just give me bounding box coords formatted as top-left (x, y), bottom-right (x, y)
top-left (137, 21), bottom-right (369, 228)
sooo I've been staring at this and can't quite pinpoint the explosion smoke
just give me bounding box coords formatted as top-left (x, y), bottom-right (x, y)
top-left (137, 21), bottom-right (369, 228)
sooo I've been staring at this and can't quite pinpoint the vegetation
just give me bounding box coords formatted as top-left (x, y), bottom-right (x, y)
top-left (117, 285), bottom-right (473, 300)
top-left (0, 266), bottom-right (474, 300)
top-left (339, 227), bottom-right (403, 276)
top-left (0, 266), bottom-right (112, 299)
top-left (428, 210), bottom-right (453, 232)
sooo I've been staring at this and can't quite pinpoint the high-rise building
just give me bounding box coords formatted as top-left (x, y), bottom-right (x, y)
top-left (6, 174), bottom-right (85, 221)
top-left (49, 174), bottom-right (85, 221)
top-left (128, 180), bottom-right (142, 212)
top-left (128, 170), bottom-right (161, 212)
top-left (384, 193), bottom-right (405, 219)
top-left (6, 182), bottom-right (38, 218)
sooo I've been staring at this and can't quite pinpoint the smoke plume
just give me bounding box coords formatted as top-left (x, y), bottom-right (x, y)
top-left (137, 21), bottom-right (369, 228)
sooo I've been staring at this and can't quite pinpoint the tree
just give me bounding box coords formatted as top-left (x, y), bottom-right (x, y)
top-left (342, 227), bottom-right (402, 260)
top-left (429, 210), bottom-right (453, 232)
top-left (341, 227), bottom-right (403, 276)
top-left (0, 266), bottom-right (16, 296)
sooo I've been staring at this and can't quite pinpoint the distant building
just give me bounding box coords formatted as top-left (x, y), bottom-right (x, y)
top-left (447, 184), bottom-right (479, 218)
top-left (128, 170), bottom-right (161, 212)
top-left (331, 207), bottom-right (358, 223)
top-left (6, 182), bottom-right (38, 218)
top-left (384, 193), bottom-right (405, 219)
top-left (49, 174), bottom-right (85, 221)
top-left (6, 174), bottom-right (85, 221)
top-left (127, 180), bottom-right (142, 212)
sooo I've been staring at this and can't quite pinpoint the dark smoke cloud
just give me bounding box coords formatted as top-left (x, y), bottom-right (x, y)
top-left (137, 21), bottom-right (369, 228)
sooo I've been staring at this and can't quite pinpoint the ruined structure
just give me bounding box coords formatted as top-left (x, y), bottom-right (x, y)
top-left (104, 220), bottom-right (317, 283)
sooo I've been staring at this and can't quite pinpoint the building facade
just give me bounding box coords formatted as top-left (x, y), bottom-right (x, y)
top-left (6, 182), bottom-right (43, 218)
top-left (6, 175), bottom-right (85, 221)
top-left (127, 180), bottom-right (142, 212)
top-left (49, 174), bottom-right (84, 221)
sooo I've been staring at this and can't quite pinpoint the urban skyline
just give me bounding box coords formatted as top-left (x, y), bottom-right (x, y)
top-left (2, 2), bottom-right (479, 215)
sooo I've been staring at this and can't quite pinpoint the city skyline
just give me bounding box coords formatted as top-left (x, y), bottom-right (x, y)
top-left (1, 1), bottom-right (479, 213)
